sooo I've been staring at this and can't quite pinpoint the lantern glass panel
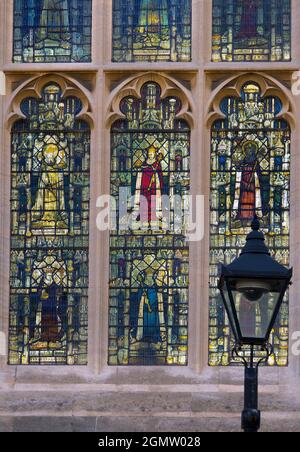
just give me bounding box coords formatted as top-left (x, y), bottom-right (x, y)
top-left (220, 282), bottom-right (239, 341)
top-left (228, 278), bottom-right (286, 343)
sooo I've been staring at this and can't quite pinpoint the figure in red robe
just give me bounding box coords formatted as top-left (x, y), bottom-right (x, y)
top-left (237, 0), bottom-right (258, 40)
top-left (134, 146), bottom-right (163, 227)
top-left (233, 141), bottom-right (263, 223)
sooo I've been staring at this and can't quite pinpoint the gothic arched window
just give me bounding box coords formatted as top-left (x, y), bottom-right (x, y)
top-left (212, 0), bottom-right (291, 62)
top-left (9, 84), bottom-right (90, 365)
top-left (13, 0), bottom-right (92, 63)
top-left (112, 0), bottom-right (192, 62)
top-left (109, 82), bottom-right (190, 365)
top-left (209, 82), bottom-right (290, 366)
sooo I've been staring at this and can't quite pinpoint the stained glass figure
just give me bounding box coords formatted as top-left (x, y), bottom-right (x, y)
top-left (210, 83), bottom-right (290, 366)
top-left (109, 82), bottom-right (190, 365)
top-left (112, 0), bottom-right (192, 62)
top-left (9, 84), bottom-right (90, 365)
top-left (212, 0), bottom-right (291, 62)
top-left (13, 0), bottom-right (92, 63)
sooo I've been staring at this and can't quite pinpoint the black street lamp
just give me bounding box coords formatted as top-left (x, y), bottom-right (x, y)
top-left (218, 216), bottom-right (292, 432)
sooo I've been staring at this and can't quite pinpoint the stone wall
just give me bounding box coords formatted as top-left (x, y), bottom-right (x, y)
top-left (0, 366), bottom-right (300, 432)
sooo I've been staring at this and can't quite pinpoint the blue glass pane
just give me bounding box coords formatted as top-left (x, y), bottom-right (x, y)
top-left (212, 0), bottom-right (291, 62)
top-left (13, 0), bottom-right (92, 63)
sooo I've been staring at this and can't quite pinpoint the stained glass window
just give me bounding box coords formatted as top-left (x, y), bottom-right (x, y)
top-left (212, 0), bottom-right (291, 62)
top-left (109, 82), bottom-right (190, 365)
top-left (112, 0), bottom-right (192, 62)
top-left (209, 83), bottom-right (290, 366)
top-left (9, 84), bottom-right (90, 365)
top-left (13, 0), bottom-right (92, 63)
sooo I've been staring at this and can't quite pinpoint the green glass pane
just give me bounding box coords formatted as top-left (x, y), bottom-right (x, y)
top-left (112, 0), bottom-right (192, 62)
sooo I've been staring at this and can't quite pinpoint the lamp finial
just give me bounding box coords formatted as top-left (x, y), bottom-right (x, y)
top-left (251, 214), bottom-right (260, 232)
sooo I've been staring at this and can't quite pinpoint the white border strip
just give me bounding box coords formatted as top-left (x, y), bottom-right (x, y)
top-left (0, 71), bottom-right (6, 95)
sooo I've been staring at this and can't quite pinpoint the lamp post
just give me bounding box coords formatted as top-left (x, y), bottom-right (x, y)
top-left (218, 216), bottom-right (292, 432)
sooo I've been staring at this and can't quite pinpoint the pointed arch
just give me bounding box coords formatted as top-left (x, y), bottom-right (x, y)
top-left (106, 72), bottom-right (195, 130)
top-left (6, 74), bottom-right (94, 130)
top-left (206, 73), bottom-right (295, 129)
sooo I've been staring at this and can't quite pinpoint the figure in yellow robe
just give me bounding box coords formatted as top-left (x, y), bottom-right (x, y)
top-left (32, 143), bottom-right (67, 231)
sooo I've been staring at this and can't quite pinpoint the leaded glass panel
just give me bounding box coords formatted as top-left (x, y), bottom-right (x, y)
top-left (9, 84), bottom-right (90, 365)
top-left (13, 0), bottom-right (92, 63)
top-left (112, 0), bottom-right (192, 62)
top-left (209, 83), bottom-right (290, 366)
top-left (109, 82), bottom-right (190, 365)
top-left (212, 0), bottom-right (291, 62)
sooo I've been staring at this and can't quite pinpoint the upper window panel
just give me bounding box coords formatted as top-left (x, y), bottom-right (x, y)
top-left (13, 0), bottom-right (92, 63)
top-left (212, 0), bottom-right (291, 62)
top-left (112, 0), bottom-right (192, 62)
